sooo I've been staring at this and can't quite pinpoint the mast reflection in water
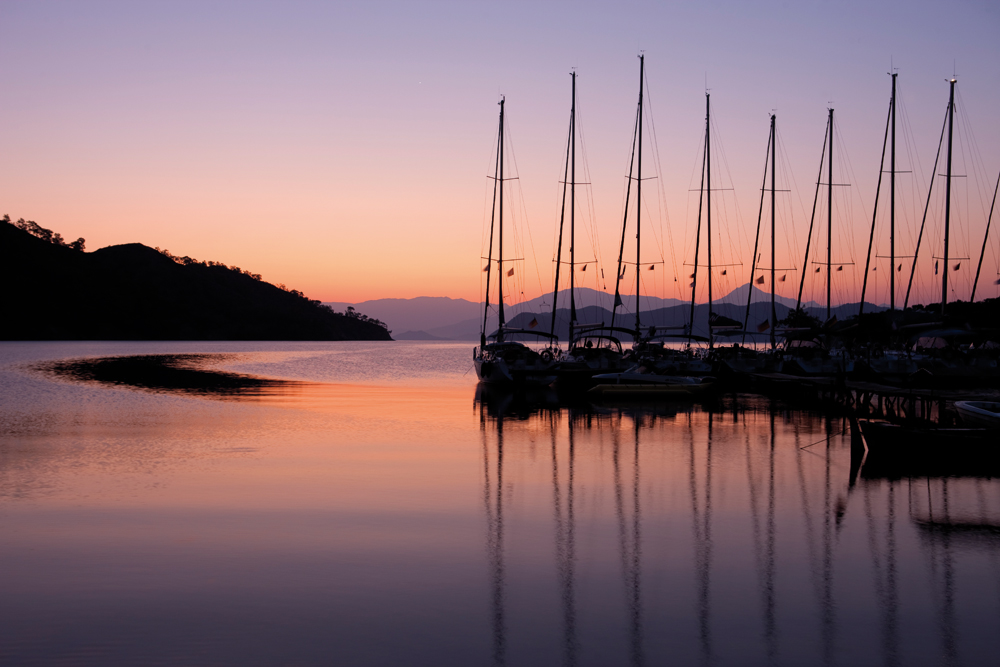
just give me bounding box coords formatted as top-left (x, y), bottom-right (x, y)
top-left (474, 386), bottom-right (1000, 667)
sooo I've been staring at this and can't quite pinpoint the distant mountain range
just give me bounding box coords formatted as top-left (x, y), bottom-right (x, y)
top-left (327, 285), bottom-right (882, 341)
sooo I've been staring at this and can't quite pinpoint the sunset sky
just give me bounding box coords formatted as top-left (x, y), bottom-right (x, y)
top-left (2, 0), bottom-right (998, 306)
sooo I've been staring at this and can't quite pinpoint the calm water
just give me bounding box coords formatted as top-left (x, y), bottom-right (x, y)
top-left (1, 341), bottom-right (998, 666)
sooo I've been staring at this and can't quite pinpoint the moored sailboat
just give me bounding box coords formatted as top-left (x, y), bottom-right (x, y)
top-left (474, 97), bottom-right (558, 386)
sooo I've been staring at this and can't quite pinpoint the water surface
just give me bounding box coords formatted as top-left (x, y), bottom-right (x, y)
top-left (1, 341), bottom-right (997, 666)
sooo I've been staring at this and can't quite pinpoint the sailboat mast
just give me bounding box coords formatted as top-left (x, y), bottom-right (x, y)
top-left (770, 114), bottom-right (777, 351)
top-left (890, 72), bottom-right (897, 311)
top-left (550, 85), bottom-right (573, 340)
top-left (570, 71), bottom-right (577, 342)
top-left (706, 93), bottom-right (713, 349)
top-left (498, 97), bottom-right (506, 339)
top-left (827, 108), bottom-right (834, 322)
top-left (941, 78), bottom-right (955, 316)
top-left (635, 54), bottom-right (644, 339)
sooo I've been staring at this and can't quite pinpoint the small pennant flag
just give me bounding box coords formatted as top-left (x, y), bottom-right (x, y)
top-left (689, 273), bottom-right (696, 278)
top-left (674, 277), bottom-right (678, 282)
top-left (954, 262), bottom-right (961, 271)
top-left (648, 264), bottom-right (655, 271)
top-left (528, 318), bottom-right (538, 329)
top-left (507, 267), bottom-right (514, 277)
top-left (580, 264), bottom-right (587, 272)
top-left (614, 293), bottom-right (623, 307)
top-left (837, 265), bottom-right (843, 272)
top-left (816, 267), bottom-right (821, 273)
top-left (756, 275), bottom-right (765, 285)
top-left (620, 270), bottom-right (626, 279)
top-left (757, 319), bottom-right (770, 333)
top-left (483, 265), bottom-right (490, 272)
top-left (935, 261), bottom-right (939, 275)
top-left (721, 269), bottom-right (727, 275)
top-left (689, 282), bottom-right (695, 287)
top-left (897, 263), bottom-right (902, 272)
top-left (780, 274), bottom-right (787, 282)
top-left (601, 269), bottom-right (605, 279)
top-left (994, 278), bottom-right (1000, 285)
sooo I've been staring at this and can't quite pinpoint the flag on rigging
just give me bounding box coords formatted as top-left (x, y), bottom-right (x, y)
top-left (994, 278), bottom-right (1000, 285)
top-left (837, 266), bottom-right (843, 271)
top-left (483, 265), bottom-right (489, 272)
top-left (816, 267), bottom-right (821, 273)
top-left (897, 263), bottom-right (902, 272)
top-left (614, 293), bottom-right (623, 307)
top-left (581, 265), bottom-right (587, 272)
top-left (507, 267), bottom-right (514, 277)
top-left (954, 262), bottom-right (961, 271)
top-left (689, 273), bottom-right (696, 278)
top-left (649, 264), bottom-right (655, 271)
top-left (780, 274), bottom-right (786, 282)
top-left (756, 275), bottom-right (765, 285)
top-left (528, 318), bottom-right (538, 329)
top-left (935, 261), bottom-right (939, 275)
top-left (721, 269), bottom-right (727, 275)
top-left (757, 319), bottom-right (770, 333)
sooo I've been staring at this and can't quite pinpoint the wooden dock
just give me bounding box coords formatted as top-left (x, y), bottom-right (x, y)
top-left (747, 372), bottom-right (1000, 425)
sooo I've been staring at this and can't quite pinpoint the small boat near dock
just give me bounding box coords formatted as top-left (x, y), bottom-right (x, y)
top-left (955, 400), bottom-right (1000, 429)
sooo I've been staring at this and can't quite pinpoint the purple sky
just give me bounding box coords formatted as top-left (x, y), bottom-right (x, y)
top-left (2, 0), bottom-right (997, 304)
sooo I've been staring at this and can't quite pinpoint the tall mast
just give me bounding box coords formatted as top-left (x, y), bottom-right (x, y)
top-left (770, 114), bottom-right (777, 351)
top-left (706, 93), bottom-right (713, 349)
top-left (890, 73), bottom-right (897, 311)
top-left (550, 82), bottom-right (573, 340)
top-left (635, 54), bottom-right (644, 339)
top-left (569, 71), bottom-right (577, 342)
top-left (941, 78), bottom-right (956, 316)
top-left (482, 103), bottom-right (502, 349)
top-left (498, 97), bottom-right (506, 340)
top-left (827, 107), bottom-right (834, 322)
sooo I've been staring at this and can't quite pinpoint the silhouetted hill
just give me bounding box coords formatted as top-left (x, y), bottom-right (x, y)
top-left (1, 220), bottom-right (392, 341)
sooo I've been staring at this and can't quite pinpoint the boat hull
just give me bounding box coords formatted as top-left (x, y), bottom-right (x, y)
top-left (955, 401), bottom-right (1000, 429)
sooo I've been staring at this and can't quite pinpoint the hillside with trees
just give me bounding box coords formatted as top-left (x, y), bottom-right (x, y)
top-left (1, 216), bottom-right (392, 341)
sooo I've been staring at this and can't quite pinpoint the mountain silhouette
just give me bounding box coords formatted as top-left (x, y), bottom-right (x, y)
top-left (1, 220), bottom-right (392, 341)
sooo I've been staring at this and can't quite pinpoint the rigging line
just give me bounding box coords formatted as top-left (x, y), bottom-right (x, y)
top-left (904, 103), bottom-right (949, 310)
top-left (642, 70), bottom-right (680, 288)
top-left (775, 133), bottom-right (804, 282)
top-left (971, 170), bottom-right (1000, 301)
top-left (860, 98), bottom-right (893, 317)
top-left (612, 102), bottom-right (641, 328)
top-left (956, 88), bottom-right (992, 222)
top-left (834, 119), bottom-right (865, 264)
top-left (743, 122), bottom-right (771, 343)
top-left (711, 115), bottom-right (748, 281)
top-left (576, 102), bottom-right (609, 303)
top-left (797, 116), bottom-right (830, 309)
top-left (799, 426), bottom-right (849, 450)
top-left (504, 117), bottom-right (546, 306)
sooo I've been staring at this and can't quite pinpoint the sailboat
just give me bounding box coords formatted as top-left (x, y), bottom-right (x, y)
top-left (550, 71), bottom-right (631, 388)
top-left (474, 97), bottom-right (558, 386)
top-left (592, 70), bottom-right (714, 389)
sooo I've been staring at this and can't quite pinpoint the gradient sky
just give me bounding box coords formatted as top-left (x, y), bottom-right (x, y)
top-left (2, 0), bottom-right (998, 306)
